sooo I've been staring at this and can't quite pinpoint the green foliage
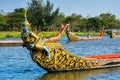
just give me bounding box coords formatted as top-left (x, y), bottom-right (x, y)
top-left (0, 14), bottom-right (8, 31)
top-left (0, 32), bottom-right (21, 38)
top-left (88, 17), bottom-right (103, 32)
top-left (99, 12), bottom-right (116, 28)
top-left (0, 1), bottom-right (120, 32)
top-left (5, 34), bottom-right (13, 38)
top-left (7, 8), bottom-right (25, 31)
top-left (27, 0), bottom-right (59, 31)
top-left (64, 12), bottom-right (120, 32)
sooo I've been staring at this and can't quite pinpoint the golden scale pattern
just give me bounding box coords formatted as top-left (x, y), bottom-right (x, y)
top-left (22, 31), bottom-right (111, 72)
top-left (66, 31), bottom-right (81, 41)
top-left (30, 43), bottom-right (111, 72)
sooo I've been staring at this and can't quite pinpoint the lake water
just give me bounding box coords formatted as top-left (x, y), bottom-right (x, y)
top-left (0, 36), bottom-right (120, 80)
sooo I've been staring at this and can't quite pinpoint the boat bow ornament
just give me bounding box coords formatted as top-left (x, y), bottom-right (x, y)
top-left (110, 31), bottom-right (120, 38)
top-left (66, 26), bottom-right (104, 42)
top-left (21, 24), bottom-right (120, 72)
top-left (21, 10), bottom-right (69, 43)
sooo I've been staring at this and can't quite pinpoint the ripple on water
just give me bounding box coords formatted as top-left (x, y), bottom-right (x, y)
top-left (0, 36), bottom-right (120, 80)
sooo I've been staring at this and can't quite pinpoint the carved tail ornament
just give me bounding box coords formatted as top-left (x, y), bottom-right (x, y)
top-left (21, 12), bottom-right (120, 72)
top-left (98, 26), bottom-right (104, 37)
top-left (45, 24), bottom-right (70, 42)
top-left (21, 27), bottom-right (120, 72)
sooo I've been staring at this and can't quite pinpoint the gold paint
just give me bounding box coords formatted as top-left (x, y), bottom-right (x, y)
top-left (21, 29), bottom-right (113, 72)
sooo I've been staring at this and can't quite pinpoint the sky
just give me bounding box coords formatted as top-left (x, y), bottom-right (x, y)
top-left (0, 0), bottom-right (120, 19)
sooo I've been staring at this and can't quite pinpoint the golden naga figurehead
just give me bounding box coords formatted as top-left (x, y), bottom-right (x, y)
top-left (22, 10), bottom-right (31, 30)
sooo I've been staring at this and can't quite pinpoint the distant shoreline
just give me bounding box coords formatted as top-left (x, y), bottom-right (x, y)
top-left (0, 31), bottom-right (105, 38)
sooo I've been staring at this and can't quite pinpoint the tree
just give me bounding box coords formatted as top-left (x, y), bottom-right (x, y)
top-left (27, 0), bottom-right (59, 31)
top-left (88, 17), bottom-right (103, 32)
top-left (99, 12), bottom-right (116, 29)
top-left (7, 8), bottom-right (25, 31)
top-left (0, 14), bottom-right (8, 31)
top-left (65, 13), bottom-right (82, 31)
top-left (79, 18), bottom-right (88, 32)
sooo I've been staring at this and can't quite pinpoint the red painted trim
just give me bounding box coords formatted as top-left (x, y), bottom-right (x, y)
top-left (86, 54), bottom-right (120, 60)
top-left (98, 26), bottom-right (104, 37)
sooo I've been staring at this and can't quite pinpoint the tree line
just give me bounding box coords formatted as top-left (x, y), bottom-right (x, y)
top-left (0, 0), bottom-right (120, 32)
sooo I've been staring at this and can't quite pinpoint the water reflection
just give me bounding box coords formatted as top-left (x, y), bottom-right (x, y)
top-left (36, 67), bottom-right (120, 80)
top-left (1, 37), bottom-right (120, 80)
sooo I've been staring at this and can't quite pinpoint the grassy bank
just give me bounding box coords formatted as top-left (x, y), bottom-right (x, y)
top-left (0, 31), bottom-right (62, 38)
top-left (0, 32), bottom-right (21, 38)
top-left (0, 31), bottom-right (106, 38)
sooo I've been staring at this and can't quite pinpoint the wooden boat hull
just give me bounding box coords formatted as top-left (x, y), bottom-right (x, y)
top-left (110, 33), bottom-right (120, 38)
top-left (0, 40), bottom-right (23, 46)
top-left (44, 24), bottom-right (69, 43)
top-left (66, 27), bottom-right (104, 42)
top-left (29, 43), bottom-right (120, 72)
top-left (21, 26), bottom-right (120, 72)
top-left (66, 31), bottom-right (101, 42)
top-left (0, 24), bottom-right (69, 46)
